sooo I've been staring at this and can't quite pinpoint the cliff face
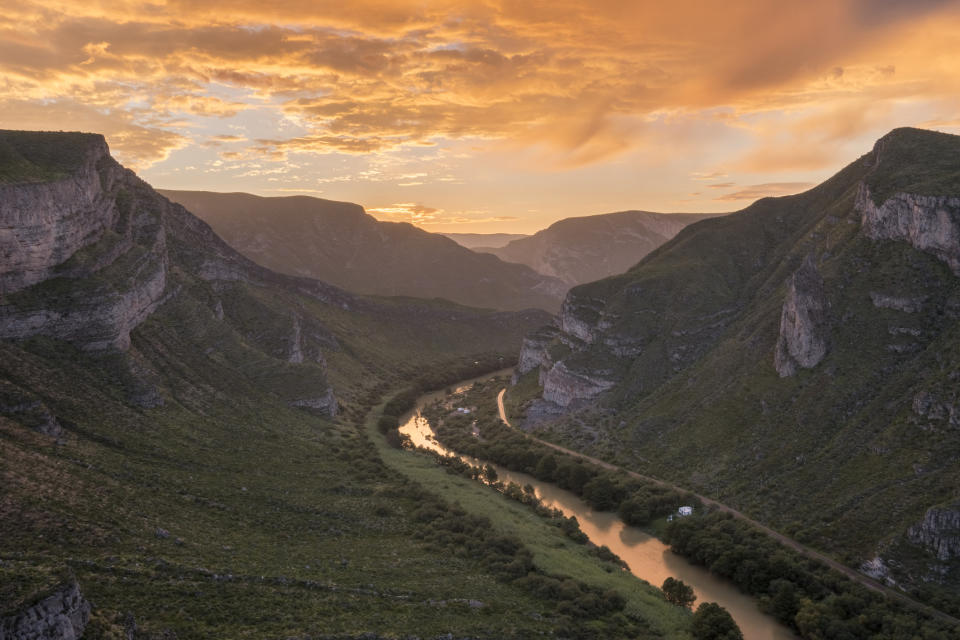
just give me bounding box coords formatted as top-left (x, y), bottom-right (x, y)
top-left (0, 139), bottom-right (116, 296)
top-left (0, 132), bottom-right (340, 416)
top-left (857, 183), bottom-right (960, 275)
top-left (774, 256), bottom-right (829, 377)
top-left (541, 360), bottom-right (615, 408)
top-left (908, 503), bottom-right (960, 562)
top-left (0, 582), bottom-right (91, 640)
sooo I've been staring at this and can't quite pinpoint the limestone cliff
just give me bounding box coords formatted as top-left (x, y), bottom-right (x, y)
top-left (513, 325), bottom-right (560, 384)
top-left (0, 131), bottom-right (340, 415)
top-left (857, 183), bottom-right (960, 275)
top-left (774, 256), bottom-right (829, 377)
top-left (908, 503), bottom-right (960, 562)
top-left (541, 360), bottom-right (615, 408)
top-left (0, 582), bottom-right (91, 640)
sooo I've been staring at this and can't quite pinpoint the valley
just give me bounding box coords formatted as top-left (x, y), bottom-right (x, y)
top-left (1, 127), bottom-right (959, 639)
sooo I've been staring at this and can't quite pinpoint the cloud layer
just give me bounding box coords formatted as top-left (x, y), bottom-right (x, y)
top-left (1, 1), bottom-right (959, 230)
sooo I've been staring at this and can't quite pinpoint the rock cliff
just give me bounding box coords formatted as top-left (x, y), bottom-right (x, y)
top-left (774, 256), bottom-right (829, 377)
top-left (908, 503), bottom-right (960, 562)
top-left (857, 183), bottom-right (960, 275)
top-left (0, 582), bottom-right (91, 640)
top-left (541, 360), bottom-right (615, 408)
top-left (0, 131), bottom-right (339, 415)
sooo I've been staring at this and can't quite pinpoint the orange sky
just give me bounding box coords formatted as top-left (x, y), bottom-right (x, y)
top-left (2, 1), bottom-right (959, 232)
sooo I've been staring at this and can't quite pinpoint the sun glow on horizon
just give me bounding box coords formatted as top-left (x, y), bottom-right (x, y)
top-left (2, 1), bottom-right (960, 233)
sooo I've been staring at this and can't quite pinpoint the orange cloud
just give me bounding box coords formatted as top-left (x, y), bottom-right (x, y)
top-left (715, 182), bottom-right (815, 201)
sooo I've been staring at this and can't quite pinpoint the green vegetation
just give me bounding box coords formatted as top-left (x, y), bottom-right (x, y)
top-left (430, 378), bottom-right (957, 639)
top-left (691, 603), bottom-right (743, 640)
top-left (519, 128), bottom-right (960, 615)
top-left (666, 513), bottom-right (955, 639)
top-left (0, 130), bottom-right (100, 184)
top-left (866, 127), bottom-right (960, 204)
top-left (662, 578), bottom-right (696, 609)
top-left (366, 395), bottom-right (694, 638)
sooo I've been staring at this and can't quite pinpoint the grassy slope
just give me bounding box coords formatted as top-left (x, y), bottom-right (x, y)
top-left (0, 277), bottom-right (561, 637)
top-left (365, 387), bottom-right (693, 639)
top-left (528, 129), bottom-right (960, 607)
top-left (2, 129), bottom-right (622, 637)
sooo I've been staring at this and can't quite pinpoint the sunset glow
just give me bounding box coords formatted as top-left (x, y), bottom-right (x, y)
top-left (3, 1), bottom-right (960, 231)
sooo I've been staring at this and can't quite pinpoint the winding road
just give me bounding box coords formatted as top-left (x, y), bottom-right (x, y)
top-left (496, 388), bottom-right (960, 627)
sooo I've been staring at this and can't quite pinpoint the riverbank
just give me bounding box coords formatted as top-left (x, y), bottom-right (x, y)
top-left (365, 373), bottom-right (695, 639)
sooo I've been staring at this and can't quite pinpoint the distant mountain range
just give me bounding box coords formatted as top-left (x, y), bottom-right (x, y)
top-left (482, 211), bottom-right (721, 286)
top-left (159, 190), bottom-right (565, 312)
top-left (442, 232), bottom-right (528, 249)
top-left (513, 127), bottom-right (960, 613)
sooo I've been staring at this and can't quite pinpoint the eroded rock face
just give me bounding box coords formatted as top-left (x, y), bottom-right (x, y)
top-left (0, 139), bottom-right (115, 296)
top-left (0, 133), bottom-right (339, 410)
top-left (514, 325), bottom-right (559, 383)
top-left (870, 292), bottom-right (925, 313)
top-left (774, 256), bottom-right (828, 377)
top-left (559, 297), bottom-right (600, 344)
top-left (290, 388), bottom-right (338, 417)
top-left (908, 503), bottom-right (960, 562)
top-left (857, 183), bottom-right (960, 275)
top-left (0, 582), bottom-right (91, 640)
top-left (542, 361), bottom-right (615, 408)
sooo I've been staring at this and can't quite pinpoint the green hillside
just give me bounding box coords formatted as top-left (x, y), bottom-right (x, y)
top-left (518, 128), bottom-right (960, 617)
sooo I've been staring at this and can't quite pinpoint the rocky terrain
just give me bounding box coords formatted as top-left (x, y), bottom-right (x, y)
top-left (482, 210), bottom-right (720, 286)
top-left (160, 190), bottom-right (565, 311)
top-left (0, 582), bottom-right (90, 640)
top-left (512, 128), bottom-right (960, 614)
top-left (0, 130), bottom-right (559, 638)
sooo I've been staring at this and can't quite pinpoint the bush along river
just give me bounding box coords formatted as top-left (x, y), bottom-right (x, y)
top-left (396, 372), bottom-right (797, 640)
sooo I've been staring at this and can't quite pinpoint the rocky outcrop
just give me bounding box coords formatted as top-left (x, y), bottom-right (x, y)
top-left (290, 388), bottom-right (338, 417)
top-left (869, 292), bottom-right (925, 313)
top-left (774, 256), bottom-right (828, 377)
top-left (558, 297), bottom-right (601, 344)
top-left (0, 137), bottom-right (115, 295)
top-left (857, 183), bottom-right (960, 275)
top-left (514, 325), bottom-right (559, 383)
top-left (542, 361), bottom-right (615, 407)
top-left (908, 503), bottom-right (960, 561)
top-left (0, 381), bottom-right (62, 436)
top-left (0, 582), bottom-right (91, 640)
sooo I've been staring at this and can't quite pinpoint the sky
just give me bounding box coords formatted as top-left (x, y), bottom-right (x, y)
top-left (2, 1), bottom-right (959, 233)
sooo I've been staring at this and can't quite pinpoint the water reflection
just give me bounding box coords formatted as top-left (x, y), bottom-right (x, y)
top-left (398, 373), bottom-right (797, 640)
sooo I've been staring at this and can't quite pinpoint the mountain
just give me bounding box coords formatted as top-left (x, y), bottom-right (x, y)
top-left (482, 211), bottom-right (721, 286)
top-left (442, 232), bottom-right (528, 249)
top-left (511, 128), bottom-right (960, 614)
top-left (0, 130), bottom-right (628, 638)
top-left (158, 190), bottom-right (565, 311)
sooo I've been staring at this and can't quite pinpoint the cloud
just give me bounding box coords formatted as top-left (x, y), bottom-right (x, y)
top-left (715, 182), bottom-right (815, 201)
top-left (0, 98), bottom-right (187, 169)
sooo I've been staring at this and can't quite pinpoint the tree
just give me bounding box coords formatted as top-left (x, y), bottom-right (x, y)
top-left (662, 577), bottom-right (696, 608)
top-left (691, 602), bottom-right (743, 640)
top-left (534, 454), bottom-right (558, 481)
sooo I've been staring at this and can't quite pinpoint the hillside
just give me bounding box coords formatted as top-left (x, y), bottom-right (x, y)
top-left (0, 130), bottom-right (668, 639)
top-left (159, 190), bottom-right (565, 312)
top-left (511, 128), bottom-right (960, 616)
top-left (483, 211), bottom-right (721, 286)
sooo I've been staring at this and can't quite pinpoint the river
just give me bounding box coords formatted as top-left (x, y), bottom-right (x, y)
top-left (398, 371), bottom-right (797, 640)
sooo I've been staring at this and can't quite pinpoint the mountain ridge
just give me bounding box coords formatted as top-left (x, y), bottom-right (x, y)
top-left (159, 189), bottom-right (566, 311)
top-left (482, 210), bottom-right (723, 286)
top-left (511, 127), bottom-right (960, 616)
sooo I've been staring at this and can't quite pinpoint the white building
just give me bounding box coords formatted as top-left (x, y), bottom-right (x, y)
top-left (678, 506), bottom-right (693, 517)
